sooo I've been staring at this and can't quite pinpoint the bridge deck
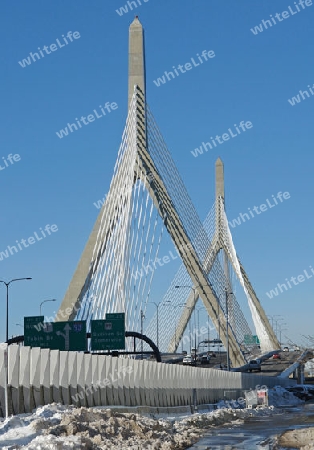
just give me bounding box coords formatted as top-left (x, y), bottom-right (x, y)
top-left (172, 351), bottom-right (304, 377)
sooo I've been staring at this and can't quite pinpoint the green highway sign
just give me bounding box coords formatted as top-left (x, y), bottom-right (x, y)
top-left (106, 313), bottom-right (125, 320)
top-left (23, 317), bottom-right (87, 351)
top-left (24, 314), bottom-right (128, 352)
top-left (48, 321), bottom-right (87, 351)
top-left (91, 314), bottom-right (125, 350)
top-left (244, 334), bottom-right (260, 345)
top-left (24, 316), bottom-right (45, 347)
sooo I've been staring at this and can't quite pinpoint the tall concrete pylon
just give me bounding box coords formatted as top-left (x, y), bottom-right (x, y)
top-left (169, 157), bottom-right (280, 354)
top-left (56, 17), bottom-right (148, 322)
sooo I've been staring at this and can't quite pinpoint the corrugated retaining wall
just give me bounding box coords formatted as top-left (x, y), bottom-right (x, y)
top-left (0, 344), bottom-right (293, 416)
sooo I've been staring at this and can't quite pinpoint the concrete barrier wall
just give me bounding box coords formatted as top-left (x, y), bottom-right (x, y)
top-left (0, 345), bottom-right (293, 416)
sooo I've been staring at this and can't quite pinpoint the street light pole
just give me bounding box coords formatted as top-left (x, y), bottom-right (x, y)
top-left (39, 298), bottom-right (57, 316)
top-left (174, 303), bottom-right (193, 354)
top-left (140, 309), bottom-right (145, 359)
top-left (225, 289), bottom-right (230, 371)
top-left (172, 303), bottom-right (186, 353)
top-left (194, 290), bottom-right (197, 352)
top-left (278, 323), bottom-right (287, 346)
top-left (175, 285), bottom-right (200, 354)
top-left (197, 308), bottom-right (200, 332)
top-left (152, 302), bottom-right (160, 350)
top-left (0, 277), bottom-right (32, 419)
top-left (148, 301), bottom-right (171, 351)
top-left (270, 315), bottom-right (283, 337)
top-left (267, 315), bottom-right (274, 328)
top-left (156, 304), bottom-right (159, 350)
top-left (196, 306), bottom-right (206, 351)
top-left (0, 278), bottom-right (32, 343)
top-left (217, 299), bottom-right (221, 355)
top-left (174, 324), bottom-right (177, 352)
top-left (207, 314), bottom-right (210, 352)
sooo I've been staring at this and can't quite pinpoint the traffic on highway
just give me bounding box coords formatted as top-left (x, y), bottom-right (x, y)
top-left (172, 349), bottom-right (303, 377)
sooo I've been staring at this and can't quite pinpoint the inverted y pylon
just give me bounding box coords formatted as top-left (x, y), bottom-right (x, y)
top-left (171, 158), bottom-right (280, 355)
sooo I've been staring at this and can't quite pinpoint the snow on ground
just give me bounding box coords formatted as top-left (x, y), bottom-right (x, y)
top-left (0, 387), bottom-right (304, 450)
top-left (276, 427), bottom-right (314, 450)
top-left (268, 385), bottom-right (304, 407)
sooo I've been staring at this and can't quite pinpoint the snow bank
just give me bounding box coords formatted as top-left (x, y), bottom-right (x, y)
top-left (0, 387), bottom-right (302, 449)
top-left (276, 427), bottom-right (314, 450)
top-left (0, 401), bottom-right (286, 450)
top-left (268, 385), bottom-right (304, 407)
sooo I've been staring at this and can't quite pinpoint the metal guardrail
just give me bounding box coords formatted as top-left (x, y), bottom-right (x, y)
top-left (279, 349), bottom-right (314, 378)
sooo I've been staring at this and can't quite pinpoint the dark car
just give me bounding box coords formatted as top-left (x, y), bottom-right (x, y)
top-left (201, 355), bottom-right (210, 364)
top-left (213, 364), bottom-right (228, 370)
top-left (286, 386), bottom-right (313, 401)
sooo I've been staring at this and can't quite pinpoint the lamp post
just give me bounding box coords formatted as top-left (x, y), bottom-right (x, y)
top-left (267, 315), bottom-right (274, 329)
top-left (166, 303), bottom-right (188, 353)
top-left (169, 303), bottom-right (193, 353)
top-left (39, 298), bottom-right (56, 316)
top-left (196, 306), bottom-right (205, 332)
top-left (267, 314), bottom-right (283, 336)
top-left (0, 277), bottom-right (32, 419)
top-left (277, 323), bottom-right (287, 346)
top-left (140, 309), bottom-right (145, 359)
top-left (196, 306), bottom-right (206, 350)
top-left (273, 317), bottom-right (284, 343)
top-left (175, 285), bottom-right (200, 353)
top-left (150, 302), bottom-right (160, 350)
top-left (217, 301), bottom-right (221, 354)
top-left (166, 301), bottom-right (178, 353)
top-left (149, 301), bottom-right (171, 350)
top-left (173, 303), bottom-right (188, 353)
top-left (225, 289), bottom-right (231, 371)
top-left (0, 278), bottom-right (32, 343)
top-left (207, 314), bottom-right (210, 352)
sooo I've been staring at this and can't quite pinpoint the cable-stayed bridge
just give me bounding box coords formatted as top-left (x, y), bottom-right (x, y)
top-left (55, 17), bottom-right (279, 368)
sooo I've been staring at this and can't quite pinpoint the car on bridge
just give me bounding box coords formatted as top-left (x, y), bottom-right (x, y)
top-left (246, 359), bottom-right (261, 372)
top-left (213, 364), bottom-right (228, 370)
top-left (200, 355), bottom-right (211, 364)
top-left (183, 355), bottom-right (192, 365)
top-left (272, 353), bottom-right (281, 359)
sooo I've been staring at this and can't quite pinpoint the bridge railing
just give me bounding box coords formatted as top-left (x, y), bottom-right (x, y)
top-left (0, 344), bottom-right (293, 416)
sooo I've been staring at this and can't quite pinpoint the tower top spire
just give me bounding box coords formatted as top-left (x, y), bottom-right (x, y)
top-left (128, 16), bottom-right (145, 108)
top-left (215, 157), bottom-right (224, 200)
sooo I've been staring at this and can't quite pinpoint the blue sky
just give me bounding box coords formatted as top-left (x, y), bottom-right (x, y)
top-left (0, 0), bottom-right (313, 347)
